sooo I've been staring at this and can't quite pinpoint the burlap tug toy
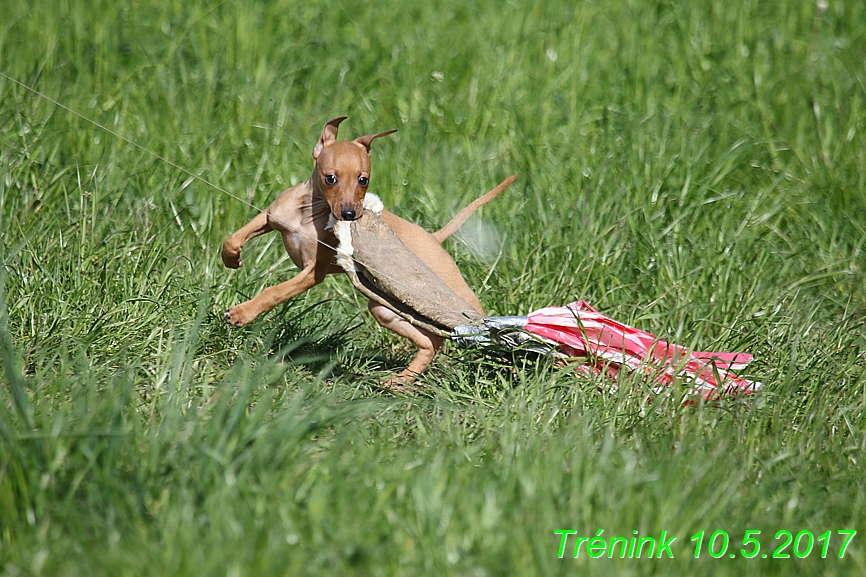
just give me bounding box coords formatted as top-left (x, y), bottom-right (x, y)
top-left (333, 196), bottom-right (482, 338)
top-left (334, 196), bottom-right (759, 400)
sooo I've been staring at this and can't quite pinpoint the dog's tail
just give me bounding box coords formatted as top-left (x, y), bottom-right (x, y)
top-left (432, 175), bottom-right (517, 244)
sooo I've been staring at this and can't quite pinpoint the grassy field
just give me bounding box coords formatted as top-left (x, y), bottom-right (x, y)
top-left (1, 0), bottom-right (865, 575)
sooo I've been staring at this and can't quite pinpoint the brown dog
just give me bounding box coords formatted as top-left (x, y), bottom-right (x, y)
top-left (222, 116), bottom-right (515, 384)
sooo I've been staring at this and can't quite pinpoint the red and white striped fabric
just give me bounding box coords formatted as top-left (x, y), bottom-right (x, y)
top-left (524, 301), bottom-right (760, 400)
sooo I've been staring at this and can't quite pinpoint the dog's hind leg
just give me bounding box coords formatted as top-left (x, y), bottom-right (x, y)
top-left (367, 301), bottom-right (444, 385)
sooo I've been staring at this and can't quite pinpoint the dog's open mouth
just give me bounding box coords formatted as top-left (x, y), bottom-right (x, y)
top-left (326, 194), bottom-right (384, 230)
top-left (326, 210), bottom-right (360, 231)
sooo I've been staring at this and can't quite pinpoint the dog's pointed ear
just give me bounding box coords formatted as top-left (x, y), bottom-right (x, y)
top-left (313, 116), bottom-right (348, 160)
top-left (354, 129), bottom-right (397, 154)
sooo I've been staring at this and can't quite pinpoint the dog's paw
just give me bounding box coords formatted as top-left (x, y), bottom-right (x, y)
top-left (224, 305), bottom-right (256, 327)
top-left (376, 372), bottom-right (424, 394)
top-left (221, 242), bottom-right (243, 269)
top-left (375, 380), bottom-right (414, 394)
top-left (221, 253), bottom-right (243, 269)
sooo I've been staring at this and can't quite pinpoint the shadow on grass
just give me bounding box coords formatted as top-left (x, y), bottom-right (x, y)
top-left (265, 299), bottom-right (364, 373)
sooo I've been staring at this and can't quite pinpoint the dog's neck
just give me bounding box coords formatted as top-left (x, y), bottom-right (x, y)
top-left (294, 171), bottom-right (331, 229)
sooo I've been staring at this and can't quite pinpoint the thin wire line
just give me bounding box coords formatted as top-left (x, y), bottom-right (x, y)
top-left (1, 71), bottom-right (276, 215)
top-left (1, 71), bottom-right (471, 320)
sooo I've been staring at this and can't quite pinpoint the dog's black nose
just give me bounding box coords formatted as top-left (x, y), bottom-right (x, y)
top-left (341, 208), bottom-right (357, 220)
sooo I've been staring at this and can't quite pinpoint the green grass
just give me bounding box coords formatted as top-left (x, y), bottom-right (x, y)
top-left (1, 0), bottom-right (866, 575)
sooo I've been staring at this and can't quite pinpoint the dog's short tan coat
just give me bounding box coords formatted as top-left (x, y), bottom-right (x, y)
top-left (222, 117), bottom-right (514, 384)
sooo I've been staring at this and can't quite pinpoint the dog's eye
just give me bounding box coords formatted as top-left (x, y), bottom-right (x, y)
top-left (325, 174), bottom-right (338, 185)
top-left (358, 176), bottom-right (369, 187)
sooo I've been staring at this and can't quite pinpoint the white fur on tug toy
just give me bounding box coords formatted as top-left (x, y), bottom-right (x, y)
top-left (333, 193), bottom-right (383, 272)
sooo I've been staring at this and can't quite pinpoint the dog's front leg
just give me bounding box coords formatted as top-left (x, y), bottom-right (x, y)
top-left (225, 265), bottom-right (320, 326)
top-left (222, 210), bottom-right (272, 269)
